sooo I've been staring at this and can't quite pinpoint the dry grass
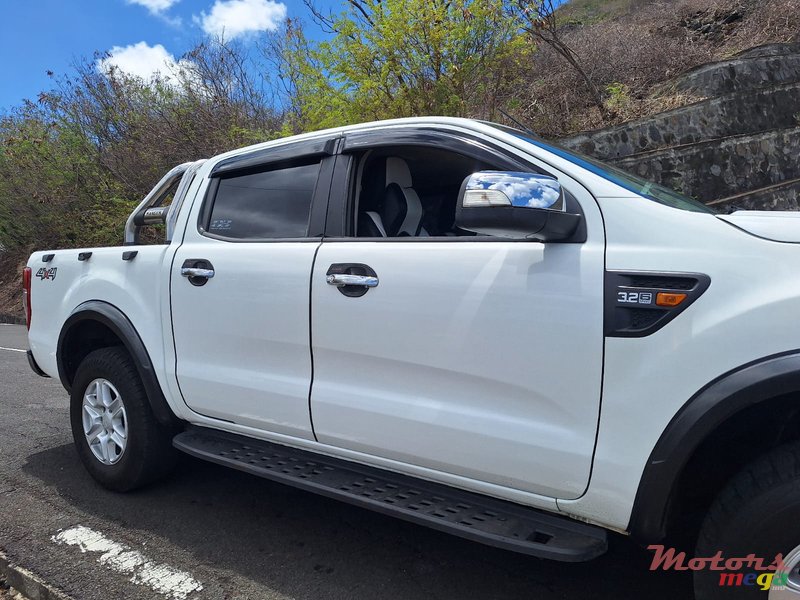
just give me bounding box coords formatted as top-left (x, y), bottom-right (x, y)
top-left (0, 254), bottom-right (26, 319)
top-left (508, 0), bottom-right (800, 137)
top-left (558, 0), bottom-right (646, 24)
top-left (719, 0), bottom-right (800, 53)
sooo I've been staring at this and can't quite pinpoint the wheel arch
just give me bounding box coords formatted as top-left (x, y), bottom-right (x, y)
top-left (628, 350), bottom-right (800, 545)
top-left (57, 300), bottom-right (180, 427)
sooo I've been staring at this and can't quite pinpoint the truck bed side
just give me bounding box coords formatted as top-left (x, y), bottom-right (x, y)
top-left (26, 245), bottom-right (174, 390)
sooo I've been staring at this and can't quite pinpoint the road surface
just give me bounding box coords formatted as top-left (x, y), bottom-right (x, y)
top-left (0, 324), bottom-right (692, 599)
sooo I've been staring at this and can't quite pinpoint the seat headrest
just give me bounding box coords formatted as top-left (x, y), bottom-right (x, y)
top-left (385, 157), bottom-right (413, 188)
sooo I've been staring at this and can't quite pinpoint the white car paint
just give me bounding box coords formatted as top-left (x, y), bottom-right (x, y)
top-left (560, 197), bottom-right (800, 528)
top-left (27, 244), bottom-right (175, 397)
top-left (25, 116), bottom-right (800, 536)
top-left (718, 210), bottom-right (800, 242)
top-left (311, 238), bottom-right (604, 499)
top-left (171, 235), bottom-right (320, 438)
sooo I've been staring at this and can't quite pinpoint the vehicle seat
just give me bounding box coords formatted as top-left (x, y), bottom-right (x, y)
top-left (359, 157), bottom-right (427, 237)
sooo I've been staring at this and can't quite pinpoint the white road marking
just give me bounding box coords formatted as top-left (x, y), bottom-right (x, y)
top-left (52, 525), bottom-right (203, 600)
top-left (0, 346), bottom-right (26, 353)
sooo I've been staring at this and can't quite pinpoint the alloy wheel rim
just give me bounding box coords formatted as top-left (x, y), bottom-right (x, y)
top-left (82, 378), bottom-right (128, 465)
top-left (770, 543), bottom-right (800, 599)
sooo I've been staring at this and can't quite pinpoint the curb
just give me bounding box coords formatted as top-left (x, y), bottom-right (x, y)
top-left (0, 315), bottom-right (24, 325)
top-left (0, 553), bottom-right (71, 600)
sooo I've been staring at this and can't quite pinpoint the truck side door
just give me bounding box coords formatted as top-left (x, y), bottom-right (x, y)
top-left (309, 129), bottom-right (606, 499)
top-left (171, 139), bottom-right (336, 438)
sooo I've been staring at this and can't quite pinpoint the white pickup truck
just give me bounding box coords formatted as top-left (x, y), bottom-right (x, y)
top-left (23, 117), bottom-right (800, 598)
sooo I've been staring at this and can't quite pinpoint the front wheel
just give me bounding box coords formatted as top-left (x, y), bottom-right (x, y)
top-left (694, 442), bottom-right (800, 599)
top-left (70, 347), bottom-right (177, 491)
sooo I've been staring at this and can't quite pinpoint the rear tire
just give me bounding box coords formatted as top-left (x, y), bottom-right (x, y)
top-left (70, 347), bottom-right (177, 491)
top-left (693, 441), bottom-right (800, 599)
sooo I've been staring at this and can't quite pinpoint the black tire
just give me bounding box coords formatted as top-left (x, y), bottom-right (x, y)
top-left (694, 441), bottom-right (800, 599)
top-left (70, 347), bottom-right (177, 491)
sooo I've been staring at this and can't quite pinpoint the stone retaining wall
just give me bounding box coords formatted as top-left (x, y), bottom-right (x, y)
top-left (612, 127), bottom-right (800, 201)
top-left (668, 53), bottom-right (800, 96)
top-left (561, 83), bottom-right (800, 160)
top-left (710, 179), bottom-right (800, 211)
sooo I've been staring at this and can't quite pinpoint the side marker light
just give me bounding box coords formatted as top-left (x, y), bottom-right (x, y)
top-left (656, 292), bottom-right (687, 307)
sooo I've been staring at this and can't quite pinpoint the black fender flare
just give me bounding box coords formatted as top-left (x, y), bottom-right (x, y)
top-left (628, 350), bottom-right (800, 543)
top-left (57, 300), bottom-right (180, 427)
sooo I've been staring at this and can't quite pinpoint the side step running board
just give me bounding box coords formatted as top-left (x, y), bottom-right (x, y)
top-left (173, 427), bottom-right (607, 562)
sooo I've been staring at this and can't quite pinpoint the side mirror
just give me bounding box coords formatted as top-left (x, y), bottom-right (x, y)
top-left (455, 171), bottom-right (581, 241)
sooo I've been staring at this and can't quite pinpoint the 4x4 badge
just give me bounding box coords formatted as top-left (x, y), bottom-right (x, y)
top-left (35, 267), bottom-right (57, 281)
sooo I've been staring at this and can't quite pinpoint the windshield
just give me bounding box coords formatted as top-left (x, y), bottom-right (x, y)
top-left (487, 123), bottom-right (717, 214)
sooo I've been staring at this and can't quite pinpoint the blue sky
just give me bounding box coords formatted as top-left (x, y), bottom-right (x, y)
top-left (0, 0), bottom-right (330, 112)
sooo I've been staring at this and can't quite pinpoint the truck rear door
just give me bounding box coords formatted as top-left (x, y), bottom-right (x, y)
top-left (170, 138), bottom-right (336, 438)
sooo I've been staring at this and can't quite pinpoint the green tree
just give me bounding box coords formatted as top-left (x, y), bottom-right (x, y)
top-left (0, 37), bottom-right (285, 272)
top-left (0, 99), bottom-right (122, 257)
top-left (278, 0), bottom-right (528, 131)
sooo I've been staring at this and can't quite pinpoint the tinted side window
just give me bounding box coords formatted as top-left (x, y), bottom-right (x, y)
top-left (207, 161), bottom-right (320, 239)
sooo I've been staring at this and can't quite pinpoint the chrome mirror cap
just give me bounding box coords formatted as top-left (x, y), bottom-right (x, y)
top-left (455, 171), bottom-right (581, 241)
top-left (461, 172), bottom-right (565, 211)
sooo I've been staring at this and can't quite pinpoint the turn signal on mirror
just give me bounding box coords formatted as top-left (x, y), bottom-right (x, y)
top-left (656, 292), bottom-right (687, 307)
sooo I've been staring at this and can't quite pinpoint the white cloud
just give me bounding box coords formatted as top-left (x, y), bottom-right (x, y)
top-left (126, 0), bottom-right (182, 26)
top-left (98, 42), bottom-right (197, 87)
top-left (126, 0), bottom-right (180, 15)
top-left (198, 0), bottom-right (287, 39)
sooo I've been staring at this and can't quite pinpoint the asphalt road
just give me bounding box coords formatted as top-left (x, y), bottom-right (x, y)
top-left (0, 324), bottom-right (693, 599)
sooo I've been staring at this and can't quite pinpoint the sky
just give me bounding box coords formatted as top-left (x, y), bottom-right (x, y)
top-left (0, 0), bottom-right (332, 112)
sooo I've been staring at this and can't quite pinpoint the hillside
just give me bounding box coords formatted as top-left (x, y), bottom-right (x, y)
top-left (559, 0), bottom-right (643, 23)
top-left (515, 0), bottom-right (800, 137)
top-left (561, 42), bottom-right (800, 210)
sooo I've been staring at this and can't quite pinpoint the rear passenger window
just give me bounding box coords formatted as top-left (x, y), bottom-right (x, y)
top-left (206, 161), bottom-right (320, 239)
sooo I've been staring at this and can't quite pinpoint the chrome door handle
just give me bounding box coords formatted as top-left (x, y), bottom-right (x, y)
top-left (180, 258), bottom-right (215, 287)
top-left (181, 267), bottom-right (215, 279)
top-left (326, 263), bottom-right (378, 297)
top-left (326, 274), bottom-right (378, 287)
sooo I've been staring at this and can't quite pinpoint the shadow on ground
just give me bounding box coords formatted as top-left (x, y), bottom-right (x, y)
top-left (23, 443), bottom-right (693, 600)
